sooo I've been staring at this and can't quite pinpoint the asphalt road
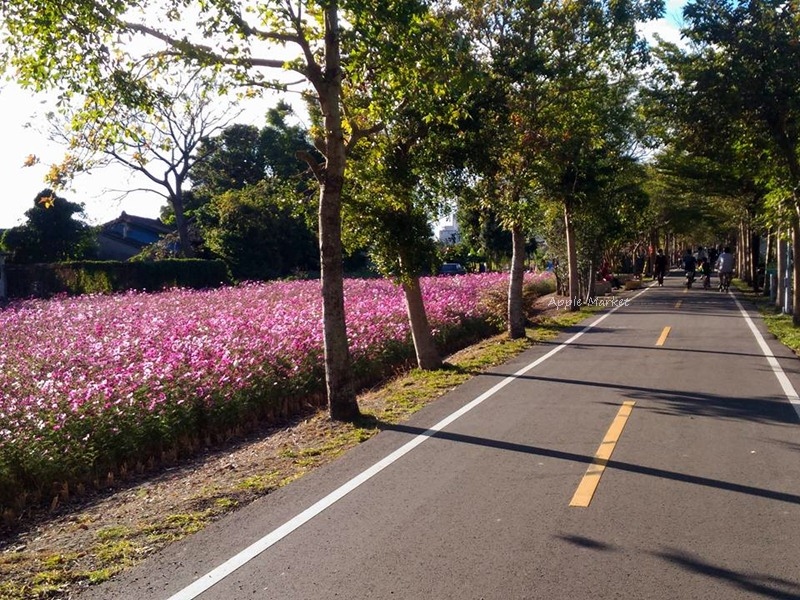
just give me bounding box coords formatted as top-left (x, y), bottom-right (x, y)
top-left (81, 274), bottom-right (800, 600)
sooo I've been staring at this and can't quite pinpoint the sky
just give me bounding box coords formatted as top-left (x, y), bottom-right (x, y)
top-left (0, 2), bottom-right (687, 230)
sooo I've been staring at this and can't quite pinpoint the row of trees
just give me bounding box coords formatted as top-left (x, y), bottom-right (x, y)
top-left (642, 0), bottom-right (799, 319)
top-left (2, 0), bottom-right (795, 418)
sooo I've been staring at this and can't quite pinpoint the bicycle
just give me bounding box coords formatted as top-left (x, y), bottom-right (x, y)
top-left (719, 271), bottom-right (732, 292)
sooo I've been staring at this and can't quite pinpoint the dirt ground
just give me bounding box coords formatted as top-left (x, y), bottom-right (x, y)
top-left (0, 292), bottom-right (594, 599)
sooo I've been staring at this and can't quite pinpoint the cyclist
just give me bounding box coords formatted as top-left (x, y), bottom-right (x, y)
top-left (683, 249), bottom-right (697, 288)
top-left (716, 246), bottom-right (734, 291)
top-left (699, 257), bottom-right (712, 289)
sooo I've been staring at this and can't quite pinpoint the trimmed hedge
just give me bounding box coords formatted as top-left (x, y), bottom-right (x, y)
top-left (5, 260), bottom-right (232, 298)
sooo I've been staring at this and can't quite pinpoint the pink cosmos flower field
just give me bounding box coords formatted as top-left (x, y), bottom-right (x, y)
top-left (0, 272), bottom-right (553, 510)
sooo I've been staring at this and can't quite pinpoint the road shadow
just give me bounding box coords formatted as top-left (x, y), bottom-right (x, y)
top-left (504, 332), bottom-right (781, 362)
top-left (563, 341), bottom-right (773, 360)
top-left (364, 421), bottom-right (800, 507)
top-left (555, 534), bottom-right (617, 551)
top-left (549, 535), bottom-right (800, 599)
top-left (652, 547), bottom-right (800, 599)
top-left (475, 372), bottom-right (799, 425)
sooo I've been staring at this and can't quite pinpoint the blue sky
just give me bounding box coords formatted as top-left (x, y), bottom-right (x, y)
top-left (0, 2), bottom-right (688, 229)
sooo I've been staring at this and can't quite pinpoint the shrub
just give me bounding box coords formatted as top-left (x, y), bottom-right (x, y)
top-left (5, 260), bottom-right (232, 298)
top-left (479, 271), bottom-right (557, 329)
top-left (624, 279), bottom-right (642, 290)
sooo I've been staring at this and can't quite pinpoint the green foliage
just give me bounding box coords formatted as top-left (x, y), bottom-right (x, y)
top-left (190, 124), bottom-right (269, 196)
top-left (198, 181), bottom-right (319, 281)
top-left (170, 105), bottom-right (322, 279)
top-left (344, 122), bottom-right (441, 281)
top-left (645, 155), bottom-right (743, 243)
top-left (454, 0), bottom-right (661, 292)
top-left (340, 1), bottom-right (479, 284)
top-left (187, 102), bottom-right (318, 204)
top-left (762, 307), bottom-right (800, 354)
top-left (572, 153), bottom-right (651, 263)
top-left (650, 0), bottom-right (800, 233)
top-left (345, 198), bottom-right (438, 280)
top-left (1, 190), bottom-right (96, 263)
top-left (455, 204), bottom-right (542, 270)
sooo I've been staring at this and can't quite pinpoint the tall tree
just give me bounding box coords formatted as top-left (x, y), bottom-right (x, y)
top-left (184, 104), bottom-right (321, 278)
top-left (43, 72), bottom-right (235, 257)
top-left (1, 0), bottom-right (442, 419)
top-left (200, 180), bottom-right (319, 280)
top-left (189, 124), bottom-right (269, 197)
top-left (343, 4), bottom-right (476, 369)
top-left (458, 0), bottom-right (661, 317)
top-left (1, 189), bottom-right (96, 263)
top-left (346, 127), bottom-right (444, 370)
top-left (190, 102), bottom-right (318, 199)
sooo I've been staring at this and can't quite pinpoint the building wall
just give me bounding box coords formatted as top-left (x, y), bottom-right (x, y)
top-left (438, 225), bottom-right (461, 244)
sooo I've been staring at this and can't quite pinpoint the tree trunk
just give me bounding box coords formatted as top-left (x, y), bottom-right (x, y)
top-left (318, 4), bottom-right (359, 421)
top-left (738, 221), bottom-right (747, 284)
top-left (564, 202), bottom-right (579, 312)
top-left (508, 223), bottom-right (526, 339)
top-left (776, 231), bottom-right (786, 311)
top-left (401, 276), bottom-right (442, 370)
top-left (751, 230), bottom-right (760, 292)
top-left (648, 230), bottom-right (658, 278)
top-left (765, 229), bottom-right (773, 296)
top-left (172, 193), bottom-right (194, 258)
top-left (792, 213), bottom-right (800, 326)
top-left (318, 179), bottom-right (358, 420)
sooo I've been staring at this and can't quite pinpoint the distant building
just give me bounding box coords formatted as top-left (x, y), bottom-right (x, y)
top-left (97, 212), bottom-right (175, 260)
top-left (437, 219), bottom-right (461, 244)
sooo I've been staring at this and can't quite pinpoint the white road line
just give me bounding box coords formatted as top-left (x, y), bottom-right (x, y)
top-left (166, 288), bottom-right (650, 600)
top-left (731, 292), bottom-right (800, 420)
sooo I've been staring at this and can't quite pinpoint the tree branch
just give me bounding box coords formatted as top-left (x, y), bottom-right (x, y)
top-left (122, 21), bottom-right (291, 71)
top-left (223, 7), bottom-right (301, 46)
top-left (346, 121), bottom-right (386, 153)
top-left (296, 150), bottom-right (325, 182)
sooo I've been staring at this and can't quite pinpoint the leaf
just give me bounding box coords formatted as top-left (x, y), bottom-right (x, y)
top-left (38, 193), bottom-right (56, 209)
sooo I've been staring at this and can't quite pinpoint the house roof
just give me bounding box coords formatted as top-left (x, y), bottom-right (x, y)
top-left (101, 211), bottom-right (174, 234)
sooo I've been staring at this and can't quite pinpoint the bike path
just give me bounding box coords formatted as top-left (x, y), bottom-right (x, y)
top-left (82, 275), bottom-right (800, 600)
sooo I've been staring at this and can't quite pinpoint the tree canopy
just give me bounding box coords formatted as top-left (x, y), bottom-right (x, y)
top-left (1, 190), bottom-right (96, 263)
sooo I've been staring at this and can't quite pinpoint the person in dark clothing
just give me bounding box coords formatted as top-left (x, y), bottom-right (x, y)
top-left (699, 258), bottom-right (712, 289)
top-left (653, 248), bottom-right (668, 286)
top-left (682, 249), bottom-right (697, 287)
top-left (599, 261), bottom-right (623, 290)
